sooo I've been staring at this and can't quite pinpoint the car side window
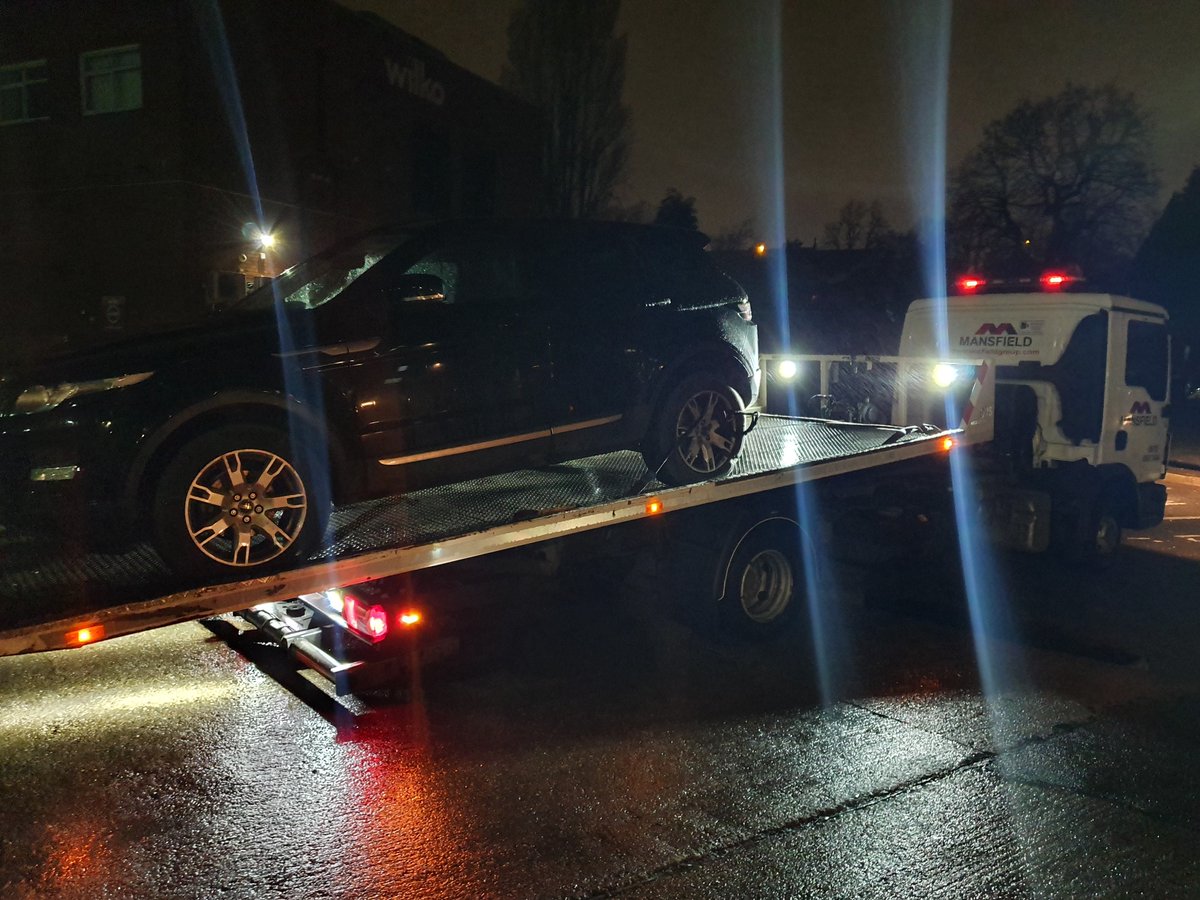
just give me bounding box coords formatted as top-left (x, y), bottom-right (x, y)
top-left (400, 235), bottom-right (520, 306)
top-left (457, 237), bottom-right (522, 306)
top-left (536, 232), bottom-right (642, 312)
top-left (402, 251), bottom-right (460, 303)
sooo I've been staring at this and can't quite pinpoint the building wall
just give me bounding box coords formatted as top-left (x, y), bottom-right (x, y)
top-left (0, 0), bottom-right (542, 358)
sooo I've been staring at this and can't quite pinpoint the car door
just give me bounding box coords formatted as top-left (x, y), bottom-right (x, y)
top-left (533, 228), bottom-right (650, 459)
top-left (341, 227), bottom-right (553, 493)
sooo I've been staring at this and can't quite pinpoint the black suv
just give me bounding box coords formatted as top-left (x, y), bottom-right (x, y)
top-left (0, 220), bottom-right (759, 577)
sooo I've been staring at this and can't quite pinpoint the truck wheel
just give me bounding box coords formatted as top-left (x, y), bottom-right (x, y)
top-left (645, 373), bottom-right (744, 485)
top-left (1059, 491), bottom-right (1122, 568)
top-left (720, 521), bottom-right (805, 638)
top-left (152, 425), bottom-right (329, 579)
top-left (1085, 494), bottom-right (1123, 565)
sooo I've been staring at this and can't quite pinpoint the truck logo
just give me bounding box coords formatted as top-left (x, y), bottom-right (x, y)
top-left (385, 57), bottom-right (446, 106)
top-left (959, 322), bottom-right (1033, 349)
top-left (1129, 400), bottom-right (1157, 426)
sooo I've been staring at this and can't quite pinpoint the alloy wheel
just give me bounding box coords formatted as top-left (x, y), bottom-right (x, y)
top-left (184, 448), bottom-right (308, 568)
top-left (675, 389), bottom-right (738, 474)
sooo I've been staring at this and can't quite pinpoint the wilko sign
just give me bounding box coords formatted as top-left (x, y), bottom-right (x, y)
top-left (385, 57), bottom-right (445, 106)
top-left (1130, 401), bottom-right (1157, 426)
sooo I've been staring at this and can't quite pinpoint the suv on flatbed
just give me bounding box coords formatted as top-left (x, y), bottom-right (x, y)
top-left (0, 220), bottom-right (759, 577)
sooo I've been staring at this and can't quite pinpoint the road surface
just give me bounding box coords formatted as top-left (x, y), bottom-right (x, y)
top-left (2, 473), bottom-right (1199, 898)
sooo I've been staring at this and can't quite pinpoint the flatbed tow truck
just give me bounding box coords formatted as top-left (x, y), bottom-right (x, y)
top-left (0, 284), bottom-right (1172, 696)
top-left (0, 357), bottom-right (990, 693)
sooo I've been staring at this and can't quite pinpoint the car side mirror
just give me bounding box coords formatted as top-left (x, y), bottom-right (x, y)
top-left (392, 274), bottom-right (446, 303)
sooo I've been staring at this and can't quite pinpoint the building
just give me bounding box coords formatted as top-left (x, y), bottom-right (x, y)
top-left (0, 0), bottom-right (542, 357)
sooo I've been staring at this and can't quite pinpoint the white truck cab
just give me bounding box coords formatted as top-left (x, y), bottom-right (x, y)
top-left (900, 290), bottom-right (1170, 560)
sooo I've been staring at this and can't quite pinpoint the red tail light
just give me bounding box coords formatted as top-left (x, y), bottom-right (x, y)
top-left (1040, 270), bottom-right (1076, 290)
top-left (956, 276), bottom-right (985, 293)
top-left (342, 593), bottom-right (389, 642)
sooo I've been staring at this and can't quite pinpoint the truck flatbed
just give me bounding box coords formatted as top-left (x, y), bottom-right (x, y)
top-left (0, 414), bottom-right (963, 655)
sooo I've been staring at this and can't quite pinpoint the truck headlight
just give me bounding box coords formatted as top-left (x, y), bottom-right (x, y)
top-left (776, 359), bottom-right (799, 380)
top-left (931, 363), bottom-right (961, 389)
top-left (11, 372), bottom-right (154, 415)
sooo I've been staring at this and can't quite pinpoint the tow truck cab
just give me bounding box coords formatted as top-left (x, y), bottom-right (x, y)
top-left (899, 291), bottom-right (1170, 557)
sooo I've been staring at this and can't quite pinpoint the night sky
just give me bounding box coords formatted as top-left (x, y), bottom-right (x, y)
top-left (339, 1), bottom-right (1200, 244)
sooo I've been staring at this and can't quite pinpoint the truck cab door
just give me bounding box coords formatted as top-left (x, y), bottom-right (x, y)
top-left (1106, 312), bottom-right (1170, 480)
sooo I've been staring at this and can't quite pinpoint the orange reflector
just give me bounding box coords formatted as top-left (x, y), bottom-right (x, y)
top-left (942, 436), bottom-right (955, 451)
top-left (67, 625), bottom-right (105, 646)
top-left (399, 610), bottom-right (422, 628)
top-left (646, 498), bottom-right (663, 515)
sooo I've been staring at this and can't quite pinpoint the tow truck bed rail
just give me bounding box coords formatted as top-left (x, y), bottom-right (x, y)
top-left (0, 414), bottom-right (971, 655)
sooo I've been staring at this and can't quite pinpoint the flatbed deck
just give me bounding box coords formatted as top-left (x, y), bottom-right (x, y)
top-left (0, 415), bottom-right (961, 655)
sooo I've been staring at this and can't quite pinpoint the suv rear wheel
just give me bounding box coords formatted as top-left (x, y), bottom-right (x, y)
top-left (646, 373), bottom-right (745, 485)
top-left (152, 425), bottom-right (329, 578)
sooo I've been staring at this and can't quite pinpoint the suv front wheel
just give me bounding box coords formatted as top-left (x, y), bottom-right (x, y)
top-left (646, 373), bottom-right (745, 485)
top-left (152, 425), bottom-right (329, 579)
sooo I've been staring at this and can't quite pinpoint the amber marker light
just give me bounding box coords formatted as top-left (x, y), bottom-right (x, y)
top-left (754, 242), bottom-right (767, 257)
top-left (646, 498), bottom-right (663, 515)
top-left (941, 436), bottom-right (956, 452)
top-left (398, 610), bottom-right (422, 628)
top-left (67, 625), bottom-right (105, 646)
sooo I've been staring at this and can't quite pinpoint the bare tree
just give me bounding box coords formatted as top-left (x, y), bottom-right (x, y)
top-left (864, 200), bottom-right (889, 248)
top-left (949, 83), bottom-right (1158, 276)
top-left (822, 200), bottom-right (889, 250)
top-left (503, 0), bottom-right (630, 219)
top-left (710, 217), bottom-right (756, 251)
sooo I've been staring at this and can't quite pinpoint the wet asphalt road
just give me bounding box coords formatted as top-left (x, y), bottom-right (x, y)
top-left (3, 475), bottom-right (1200, 898)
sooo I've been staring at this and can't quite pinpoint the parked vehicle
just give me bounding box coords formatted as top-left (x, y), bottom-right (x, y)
top-left (0, 220), bottom-right (759, 577)
top-left (766, 272), bottom-right (1171, 564)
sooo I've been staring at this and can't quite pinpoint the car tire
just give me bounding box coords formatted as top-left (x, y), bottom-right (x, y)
top-left (152, 424), bottom-right (330, 579)
top-left (645, 373), bottom-right (745, 485)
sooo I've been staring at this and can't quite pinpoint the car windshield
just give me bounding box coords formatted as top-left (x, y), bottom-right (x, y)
top-left (235, 228), bottom-right (415, 312)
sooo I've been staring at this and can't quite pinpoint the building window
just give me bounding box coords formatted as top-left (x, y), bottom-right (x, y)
top-left (81, 45), bottom-right (142, 115)
top-left (0, 60), bottom-right (49, 124)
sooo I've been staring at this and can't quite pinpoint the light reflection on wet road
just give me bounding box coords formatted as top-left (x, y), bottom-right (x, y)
top-left (3, 477), bottom-right (1200, 898)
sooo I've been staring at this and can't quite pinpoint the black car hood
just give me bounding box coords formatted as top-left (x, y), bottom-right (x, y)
top-left (2, 307), bottom-right (315, 387)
